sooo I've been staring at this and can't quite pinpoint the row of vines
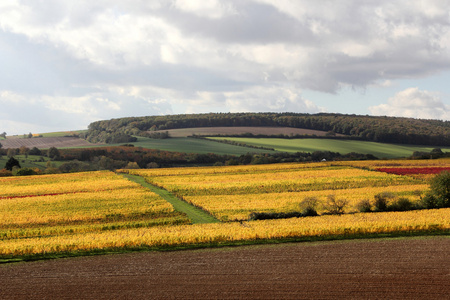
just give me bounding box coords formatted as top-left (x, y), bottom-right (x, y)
top-left (1, 159), bottom-right (450, 259)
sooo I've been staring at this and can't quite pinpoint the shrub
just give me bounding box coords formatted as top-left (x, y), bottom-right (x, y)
top-left (389, 197), bottom-right (414, 211)
top-left (124, 162), bottom-right (140, 169)
top-left (322, 194), bottom-right (348, 215)
top-left (248, 211), bottom-right (303, 221)
top-left (14, 168), bottom-right (38, 176)
top-left (0, 168), bottom-right (13, 177)
top-left (428, 171), bottom-right (450, 208)
top-left (356, 199), bottom-right (372, 213)
top-left (299, 197), bottom-right (319, 217)
top-left (373, 192), bottom-right (395, 212)
top-left (420, 193), bottom-right (439, 209)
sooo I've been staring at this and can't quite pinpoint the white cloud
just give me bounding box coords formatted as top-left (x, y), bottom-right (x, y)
top-left (224, 86), bottom-right (325, 113)
top-left (369, 88), bottom-right (450, 120)
top-left (1, 1), bottom-right (450, 133)
top-left (0, 89), bottom-right (173, 134)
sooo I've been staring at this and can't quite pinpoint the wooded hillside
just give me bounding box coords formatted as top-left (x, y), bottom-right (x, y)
top-left (85, 113), bottom-right (450, 146)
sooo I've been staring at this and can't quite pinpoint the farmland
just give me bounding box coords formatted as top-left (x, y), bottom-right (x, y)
top-left (1, 159), bottom-right (449, 262)
top-left (125, 163), bottom-right (425, 221)
top-left (1, 237), bottom-right (448, 299)
top-left (163, 126), bottom-right (341, 137)
top-left (207, 137), bottom-right (450, 158)
top-left (0, 136), bottom-right (94, 149)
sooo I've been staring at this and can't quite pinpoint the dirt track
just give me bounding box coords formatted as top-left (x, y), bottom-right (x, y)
top-left (1, 237), bottom-right (449, 299)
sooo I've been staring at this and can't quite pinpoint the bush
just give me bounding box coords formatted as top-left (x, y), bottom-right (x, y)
top-left (124, 162), bottom-right (140, 169)
top-left (389, 197), bottom-right (414, 211)
top-left (248, 211), bottom-right (303, 221)
top-left (299, 197), bottom-right (319, 217)
top-left (0, 168), bottom-right (13, 177)
top-left (14, 168), bottom-right (38, 176)
top-left (373, 192), bottom-right (395, 212)
top-left (420, 193), bottom-right (439, 209)
top-left (356, 199), bottom-right (372, 213)
top-left (427, 171), bottom-right (450, 208)
top-left (322, 194), bottom-right (348, 215)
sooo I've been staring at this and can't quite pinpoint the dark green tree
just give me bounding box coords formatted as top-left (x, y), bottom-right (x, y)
top-left (5, 157), bottom-right (21, 171)
top-left (47, 147), bottom-right (61, 160)
top-left (426, 171), bottom-right (450, 208)
top-left (29, 147), bottom-right (42, 156)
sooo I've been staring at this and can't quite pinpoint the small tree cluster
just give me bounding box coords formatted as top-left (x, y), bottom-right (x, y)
top-left (356, 192), bottom-right (415, 213)
top-left (249, 195), bottom-right (349, 221)
top-left (421, 171), bottom-right (450, 209)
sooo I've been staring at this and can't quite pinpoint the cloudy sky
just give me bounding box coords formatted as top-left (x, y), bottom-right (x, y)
top-left (1, 0), bottom-right (450, 135)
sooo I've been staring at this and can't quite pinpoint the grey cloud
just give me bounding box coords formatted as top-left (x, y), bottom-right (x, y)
top-left (162, 1), bottom-right (315, 44)
top-left (1, 0), bottom-right (450, 134)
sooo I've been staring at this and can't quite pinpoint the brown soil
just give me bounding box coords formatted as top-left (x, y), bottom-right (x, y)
top-left (1, 237), bottom-right (448, 299)
top-left (1, 137), bottom-right (96, 149)
top-left (164, 126), bottom-right (343, 137)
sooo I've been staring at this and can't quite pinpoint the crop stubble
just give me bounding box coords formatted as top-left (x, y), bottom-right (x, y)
top-left (1, 236), bottom-right (448, 299)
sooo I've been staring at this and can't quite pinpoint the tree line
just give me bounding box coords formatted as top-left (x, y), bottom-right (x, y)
top-left (1, 144), bottom-right (378, 176)
top-left (85, 112), bottom-right (450, 146)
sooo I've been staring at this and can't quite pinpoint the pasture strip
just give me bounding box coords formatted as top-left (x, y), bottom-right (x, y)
top-left (121, 174), bottom-right (220, 224)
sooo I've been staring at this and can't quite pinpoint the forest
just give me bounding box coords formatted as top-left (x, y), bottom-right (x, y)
top-left (84, 112), bottom-right (450, 146)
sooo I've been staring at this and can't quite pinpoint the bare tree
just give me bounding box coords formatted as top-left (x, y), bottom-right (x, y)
top-left (323, 194), bottom-right (348, 215)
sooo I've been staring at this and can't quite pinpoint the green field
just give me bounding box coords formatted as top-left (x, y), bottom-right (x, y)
top-left (38, 130), bottom-right (87, 138)
top-left (129, 137), bottom-right (277, 155)
top-left (207, 137), bottom-right (450, 159)
top-left (82, 137), bottom-right (277, 155)
top-left (0, 155), bottom-right (59, 170)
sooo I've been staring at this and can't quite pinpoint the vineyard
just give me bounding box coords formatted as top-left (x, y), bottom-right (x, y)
top-left (123, 161), bottom-right (432, 221)
top-left (0, 171), bottom-right (190, 248)
top-left (1, 159), bottom-right (450, 261)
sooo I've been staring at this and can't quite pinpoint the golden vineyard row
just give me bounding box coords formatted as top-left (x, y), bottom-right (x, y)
top-left (0, 171), bottom-right (136, 198)
top-left (1, 208), bottom-right (449, 257)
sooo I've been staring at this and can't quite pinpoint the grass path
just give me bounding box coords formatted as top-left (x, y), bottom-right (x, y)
top-left (122, 174), bottom-right (220, 224)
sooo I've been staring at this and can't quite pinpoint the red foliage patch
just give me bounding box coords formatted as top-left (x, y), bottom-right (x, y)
top-left (376, 167), bottom-right (450, 175)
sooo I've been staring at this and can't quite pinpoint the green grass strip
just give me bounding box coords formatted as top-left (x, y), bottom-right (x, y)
top-left (122, 174), bottom-right (220, 224)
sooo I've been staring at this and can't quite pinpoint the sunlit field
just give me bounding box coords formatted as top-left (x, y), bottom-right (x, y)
top-left (1, 159), bottom-right (450, 261)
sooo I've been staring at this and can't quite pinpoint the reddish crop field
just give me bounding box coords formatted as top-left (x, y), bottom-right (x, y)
top-left (1, 237), bottom-right (448, 299)
top-left (376, 167), bottom-right (450, 175)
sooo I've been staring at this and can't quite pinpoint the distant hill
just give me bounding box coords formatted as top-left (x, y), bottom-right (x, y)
top-left (85, 112), bottom-right (450, 146)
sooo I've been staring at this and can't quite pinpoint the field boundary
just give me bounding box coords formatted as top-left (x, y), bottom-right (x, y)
top-left (122, 174), bottom-right (220, 224)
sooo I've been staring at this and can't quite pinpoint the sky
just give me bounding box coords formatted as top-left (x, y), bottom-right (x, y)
top-left (1, 0), bottom-right (450, 135)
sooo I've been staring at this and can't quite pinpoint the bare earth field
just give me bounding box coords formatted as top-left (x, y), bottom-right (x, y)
top-left (1, 237), bottom-right (448, 299)
top-left (164, 126), bottom-right (341, 137)
top-left (1, 137), bottom-right (96, 149)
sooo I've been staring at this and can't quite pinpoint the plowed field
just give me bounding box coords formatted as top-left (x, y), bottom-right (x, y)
top-left (1, 237), bottom-right (448, 299)
top-left (1, 137), bottom-right (96, 149)
top-left (164, 126), bottom-right (341, 137)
